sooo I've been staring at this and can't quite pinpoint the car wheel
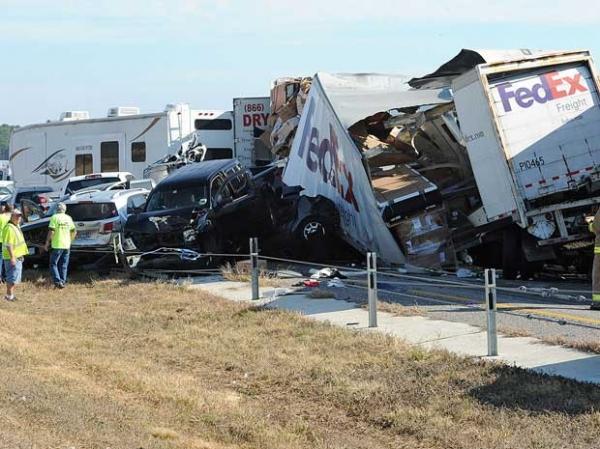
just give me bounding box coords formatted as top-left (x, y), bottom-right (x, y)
top-left (302, 220), bottom-right (326, 241)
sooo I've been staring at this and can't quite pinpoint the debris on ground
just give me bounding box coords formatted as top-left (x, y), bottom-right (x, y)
top-left (303, 279), bottom-right (320, 288)
top-left (309, 267), bottom-right (348, 279)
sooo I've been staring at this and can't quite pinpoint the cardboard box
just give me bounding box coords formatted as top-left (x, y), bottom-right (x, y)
top-left (271, 78), bottom-right (300, 113)
top-left (277, 99), bottom-right (298, 123)
top-left (258, 125), bottom-right (273, 150)
top-left (393, 207), bottom-right (456, 269)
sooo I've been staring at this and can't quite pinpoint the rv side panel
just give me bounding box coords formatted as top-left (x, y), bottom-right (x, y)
top-left (10, 114), bottom-right (171, 190)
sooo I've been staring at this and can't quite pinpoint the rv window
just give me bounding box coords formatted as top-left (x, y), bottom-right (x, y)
top-left (75, 154), bottom-right (93, 176)
top-left (203, 148), bottom-right (233, 160)
top-left (101, 141), bottom-right (119, 171)
top-left (194, 119), bottom-right (233, 131)
top-left (131, 142), bottom-right (146, 162)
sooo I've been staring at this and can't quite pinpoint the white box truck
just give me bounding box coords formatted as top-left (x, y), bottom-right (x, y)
top-left (233, 97), bottom-right (271, 167)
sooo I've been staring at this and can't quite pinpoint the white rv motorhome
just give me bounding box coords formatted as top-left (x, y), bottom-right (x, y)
top-left (9, 104), bottom-right (235, 191)
top-left (0, 160), bottom-right (11, 180)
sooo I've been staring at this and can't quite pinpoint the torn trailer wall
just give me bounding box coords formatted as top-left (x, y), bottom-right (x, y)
top-left (283, 73), bottom-right (452, 265)
top-left (408, 48), bottom-right (562, 89)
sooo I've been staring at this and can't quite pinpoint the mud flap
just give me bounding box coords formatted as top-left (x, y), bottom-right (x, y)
top-left (521, 232), bottom-right (556, 262)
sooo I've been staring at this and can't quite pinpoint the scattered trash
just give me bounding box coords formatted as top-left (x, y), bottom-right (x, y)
top-left (309, 267), bottom-right (348, 279)
top-left (303, 279), bottom-right (320, 288)
top-left (327, 279), bottom-right (345, 288)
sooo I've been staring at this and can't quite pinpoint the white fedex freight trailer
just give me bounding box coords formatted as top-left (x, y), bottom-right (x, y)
top-left (9, 104), bottom-right (235, 190)
top-left (449, 50), bottom-right (600, 274)
top-left (285, 50), bottom-right (600, 274)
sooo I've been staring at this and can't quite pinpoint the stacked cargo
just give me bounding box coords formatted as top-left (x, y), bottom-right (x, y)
top-left (260, 77), bottom-right (312, 157)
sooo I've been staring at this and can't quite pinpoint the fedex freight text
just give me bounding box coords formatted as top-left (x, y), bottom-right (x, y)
top-left (556, 98), bottom-right (588, 113)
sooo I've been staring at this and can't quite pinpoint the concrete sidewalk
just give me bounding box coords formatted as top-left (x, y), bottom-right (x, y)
top-left (191, 279), bottom-right (600, 384)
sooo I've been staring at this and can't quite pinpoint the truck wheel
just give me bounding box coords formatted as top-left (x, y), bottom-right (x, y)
top-left (502, 228), bottom-right (520, 280)
top-left (297, 217), bottom-right (329, 260)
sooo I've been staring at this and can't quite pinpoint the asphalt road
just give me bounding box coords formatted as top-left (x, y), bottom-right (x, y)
top-left (294, 268), bottom-right (600, 349)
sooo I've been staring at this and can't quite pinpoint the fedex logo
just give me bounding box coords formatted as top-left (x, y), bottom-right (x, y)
top-left (296, 98), bottom-right (359, 212)
top-left (497, 71), bottom-right (588, 112)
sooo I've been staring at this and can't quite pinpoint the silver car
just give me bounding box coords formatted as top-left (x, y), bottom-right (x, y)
top-left (65, 189), bottom-right (149, 251)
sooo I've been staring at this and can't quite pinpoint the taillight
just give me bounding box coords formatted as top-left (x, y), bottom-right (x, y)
top-left (100, 221), bottom-right (119, 234)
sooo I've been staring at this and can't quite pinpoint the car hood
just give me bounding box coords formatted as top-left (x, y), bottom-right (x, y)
top-left (125, 207), bottom-right (197, 234)
top-left (123, 206), bottom-right (212, 252)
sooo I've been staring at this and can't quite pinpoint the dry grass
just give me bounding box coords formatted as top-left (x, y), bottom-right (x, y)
top-left (0, 270), bottom-right (598, 449)
top-left (498, 327), bottom-right (600, 354)
top-left (370, 299), bottom-right (426, 317)
top-left (498, 326), bottom-right (534, 338)
top-left (220, 263), bottom-right (285, 288)
top-left (540, 335), bottom-right (600, 354)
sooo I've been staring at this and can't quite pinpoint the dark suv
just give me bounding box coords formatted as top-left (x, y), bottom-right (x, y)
top-left (123, 159), bottom-right (278, 267)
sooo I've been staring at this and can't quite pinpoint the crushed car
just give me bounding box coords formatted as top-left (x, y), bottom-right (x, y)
top-left (122, 158), bottom-right (350, 268)
top-left (22, 187), bottom-right (150, 267)
top-left (123, 159), bottom-right (280, 268)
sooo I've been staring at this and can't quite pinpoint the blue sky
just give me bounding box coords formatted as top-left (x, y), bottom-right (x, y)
top-left (1, 0), bottom-right (600, 124)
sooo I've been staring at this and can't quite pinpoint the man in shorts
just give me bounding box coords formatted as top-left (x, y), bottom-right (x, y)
top-left (2, 209), bottom-right (28, 301)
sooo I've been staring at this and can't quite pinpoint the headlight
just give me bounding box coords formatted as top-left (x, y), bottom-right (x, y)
top-left (183, 229), bottom-right (197, 243)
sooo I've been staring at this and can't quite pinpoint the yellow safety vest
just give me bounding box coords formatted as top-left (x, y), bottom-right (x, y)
top-left (2, 223), bottom-right (28, 259)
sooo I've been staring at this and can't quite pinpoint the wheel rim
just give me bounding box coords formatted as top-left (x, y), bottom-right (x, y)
top-left (303, 221), bottom-right (325, 240)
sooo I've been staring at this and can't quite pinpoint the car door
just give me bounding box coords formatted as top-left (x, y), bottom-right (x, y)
top-left (212, 170), bottom-right (257, 247)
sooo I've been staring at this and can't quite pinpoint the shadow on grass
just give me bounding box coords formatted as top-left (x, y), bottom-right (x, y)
top-left (470, 364), bottom-right (600, 415)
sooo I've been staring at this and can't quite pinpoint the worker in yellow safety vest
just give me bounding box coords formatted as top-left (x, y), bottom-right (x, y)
top-left (589, 207), bottom-right (600, 310)
top-left (0, 203), bottom-right (13, 282)
top-left (2, 208), bottom-right (28, 301)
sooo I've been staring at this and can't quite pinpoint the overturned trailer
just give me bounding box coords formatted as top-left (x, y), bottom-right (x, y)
top-left (284, 49), bottom-right (600, 276)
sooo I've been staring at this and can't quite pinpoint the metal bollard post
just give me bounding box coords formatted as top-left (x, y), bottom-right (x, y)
top-left (250, 237), bottom-right (259, 300)
top-left (485, 268), bottom-right (498, 356)
top-left (367, 252), bottom-right (378, 328)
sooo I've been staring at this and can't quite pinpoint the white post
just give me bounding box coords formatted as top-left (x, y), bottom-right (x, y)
top-left (367, 252), bottom-right (378, 328)
top-left (485, 268), bottom-right (498, 356)
top-left (250, 237), bottom-right (259, 300)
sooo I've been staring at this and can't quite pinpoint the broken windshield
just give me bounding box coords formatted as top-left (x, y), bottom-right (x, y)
top-left (146, 185), bottom-right (209, 211)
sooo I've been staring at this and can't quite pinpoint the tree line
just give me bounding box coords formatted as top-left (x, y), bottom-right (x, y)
top-left (0, 124), bottom-right (16, 160)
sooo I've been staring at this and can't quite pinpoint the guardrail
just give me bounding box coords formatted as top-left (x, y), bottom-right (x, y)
top-left (65, 235), bottom-right (597, 357)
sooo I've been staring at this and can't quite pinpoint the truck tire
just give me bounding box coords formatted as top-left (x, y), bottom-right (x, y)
top-left (502, 228), bottom-right (521, 280)
top-left (297, 216), bottom-right (330, 261)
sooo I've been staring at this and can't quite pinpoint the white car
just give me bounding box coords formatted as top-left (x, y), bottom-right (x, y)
top-left (0, 181), bottom-right (15, 204)
top-left (62, 172), bottom-right (134, 196)
top-left (65, 188), bottom-right (149, 251)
